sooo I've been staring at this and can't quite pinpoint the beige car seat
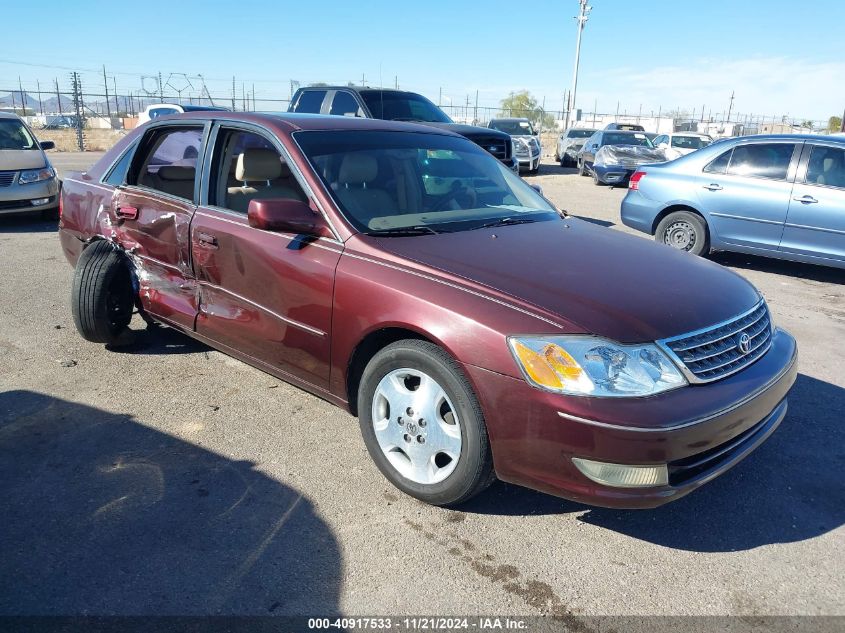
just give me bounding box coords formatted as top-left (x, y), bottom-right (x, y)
top-left (227, 148), bottom-right (305, 213)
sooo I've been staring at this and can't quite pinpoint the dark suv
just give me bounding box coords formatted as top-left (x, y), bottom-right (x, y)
top-left (289, 86), bottom-right (518, 172)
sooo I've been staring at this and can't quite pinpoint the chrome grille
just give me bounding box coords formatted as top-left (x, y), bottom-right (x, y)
top-left (659, 301), bottom-right (772, 383)
top-left (0, 171), bottom-right (17, 187)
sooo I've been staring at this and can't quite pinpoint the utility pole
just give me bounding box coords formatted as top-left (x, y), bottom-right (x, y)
top-left (438, 87), bottom-right (442, 106)
top-left (103, 66), bottom-right (111, 119)
top-left (70, 72), bottom-right (85, 151)
top-left (232, 76), bottom-right (237, 111)
top-left (18, 77), bottom-right (26, 116)
top-left (113, 77), bottom-right (119, 115)
top-left (726, 91), bottom-right (735, 125)
top-left (361, 73), bottom-right (366, 87)
top-left (474, 90), bottom-right (479, 124)
top-left (37, 80), bottom-right (43, 115)
top-left (564, 0), bottom-right (591, 131)
top-left (252, 82), bottom-right (256, 111)
top-left (55, 78), bottom-right (62, 114)
top-left (395, 75), bottom-right (398, 89)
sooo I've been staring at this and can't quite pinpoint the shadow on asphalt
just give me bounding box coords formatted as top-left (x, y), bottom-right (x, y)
top-left (711, 251), bottom-right (844, 285)
top-left (464, 373), bottom-right (844, 553)
top-left (0, 216), bottom-right (58, 233)
top-left (0, 390), bottom-right (342, 615)
top-left (108, 324), bottom-right (212, 356)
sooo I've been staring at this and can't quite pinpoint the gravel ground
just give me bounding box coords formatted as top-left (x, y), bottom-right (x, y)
top-left (0, 153), bottom-right (842, 619)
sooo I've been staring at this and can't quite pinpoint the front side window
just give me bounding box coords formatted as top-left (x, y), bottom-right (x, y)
top-left (132, 127), bottom-right (203, 200)
top-left (292, 90), bottom-right (326, 114)
top-left (568, 129), bottom-right (595, 139)
top-left (653, 135), bottom-right (668, 146)
top-left (329, 92), bottom-right (361, 117)
top-left (208, 128), bottom-right (306, 213)
top-left (0, 119), bottom-right (37, 150)
top-left (704, 149), bottom-right (732, 174)
top-left (805, 145), bottom-right (845, 189)
top-left (727, 143), bottom-right (795, 180)
top-left (294, 130), bottom-right (557, 234)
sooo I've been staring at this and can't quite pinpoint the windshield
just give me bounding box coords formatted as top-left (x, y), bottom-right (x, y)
top-left (294, 130), bottom-right (558, 234)
top-left (0, 119), bottom-right (38, 150)
top-left (360, 91), bottom-right (452, 123)
top-left (672, 135), bottom-right (711, 149)
top-left (602, 132), bottom-right (654, 148)
top-left (567, 129), bottom-right (595, 139)
top-left (490, 120), bottom-right (535, 136)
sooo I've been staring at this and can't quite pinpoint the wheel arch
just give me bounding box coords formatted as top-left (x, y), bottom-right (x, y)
top-left (651, 203), bottom-right (708, 236)
top-left (345, 326), bottom-right (444, 417)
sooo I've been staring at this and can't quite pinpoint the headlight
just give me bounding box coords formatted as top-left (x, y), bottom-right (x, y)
top-left (18, 166), bottom-right (55, 184)
top-left (508, 335), bottom-right (687, 397)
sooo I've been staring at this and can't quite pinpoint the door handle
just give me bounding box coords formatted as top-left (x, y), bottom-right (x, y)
top-left (702, 183), bottom-right (723, 191)
top-left (197, 232), bottom-right (218, 248)
top-left (116, 206), bottom-right (138, 220)
top-left (792, 195), bottom-right (818, 204)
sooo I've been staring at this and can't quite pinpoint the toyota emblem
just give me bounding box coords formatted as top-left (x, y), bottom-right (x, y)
top-left (737, 332), bottom-right (751, 355)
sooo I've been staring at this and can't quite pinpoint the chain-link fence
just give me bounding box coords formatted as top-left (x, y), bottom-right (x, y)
top-left (1, 79), bottom-right (836, 151)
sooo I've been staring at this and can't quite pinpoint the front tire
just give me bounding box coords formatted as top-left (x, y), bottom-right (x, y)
top-left (357, 340), bottom-right (494, 506)
top-left (71, 240), bottom-right (136, 346)
top-left (578, 159), bottom-right (589, 176)
top-left (655, 210), bottom-right (710, 257)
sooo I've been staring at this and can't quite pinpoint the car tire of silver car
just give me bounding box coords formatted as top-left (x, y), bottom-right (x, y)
top-left (655, 210), bottom-right (710, 257)
top-left (357, 339), bottom-right (495, 506)
top-left (578, 159), bottom-right (588, 177)
top-left (71, 241), bottom-right (136, 347)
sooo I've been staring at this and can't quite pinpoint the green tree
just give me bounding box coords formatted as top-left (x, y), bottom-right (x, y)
top-left (801, 120), bottom-right (814, 130)
top-left (499, 90), bottom-right (555, 129)
top-left (828, 115), bottom-right (842, 132)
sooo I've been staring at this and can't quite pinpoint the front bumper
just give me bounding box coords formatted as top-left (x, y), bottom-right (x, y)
top-left (465, 328), bottom-right (798, 509)
top-left (592, 164), bottom-right (637, 185)
top-left (0, 177), bottom-right (60, 215)
top-left (516, 153), bottom-right (542, 172)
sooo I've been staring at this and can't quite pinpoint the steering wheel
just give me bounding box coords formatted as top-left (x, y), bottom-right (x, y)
top-left (431, 181), bottom-right (477, 212)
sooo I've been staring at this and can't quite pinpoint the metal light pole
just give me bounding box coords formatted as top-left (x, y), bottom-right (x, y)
top-left (564, 0), bottom-right (591, 131)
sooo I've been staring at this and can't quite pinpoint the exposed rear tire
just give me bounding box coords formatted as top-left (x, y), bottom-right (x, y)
top-left (655, 210), bottom-right (710, 257)
top-left (357, 340), bottom-right (495, 507)
top-left (71, 240), bottom-right (136, 346)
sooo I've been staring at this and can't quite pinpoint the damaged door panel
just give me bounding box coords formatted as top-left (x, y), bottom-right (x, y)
top-left (111, 125), bottom-right (208, 329)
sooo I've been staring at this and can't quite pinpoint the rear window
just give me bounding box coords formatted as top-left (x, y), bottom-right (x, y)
top-left (727, 143), bottom-right (795, 180)
top-left (672, 135), bottom-right (711, 150)
top-left (567, 129), bottom-right (595, 138)
top-left (602, 132), bottom-right (653, 147)
top-left (292, 90), bottom-right (326, 114)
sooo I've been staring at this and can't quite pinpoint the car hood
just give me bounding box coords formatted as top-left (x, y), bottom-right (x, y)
top-left (0, 150), bottom-right (47, 171)
top-left (373, 218), bottom-right (761, 343)
top-left (415, 121), bottom-right (511, 141)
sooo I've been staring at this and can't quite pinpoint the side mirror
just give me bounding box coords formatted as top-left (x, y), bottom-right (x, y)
top-left (39, 140), bottom-right (55, 151)
top-left (247, 198), bottom-right (332, 237)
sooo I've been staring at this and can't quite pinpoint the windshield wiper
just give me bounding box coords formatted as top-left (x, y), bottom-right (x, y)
top-left (365, 225), bottom-right (440, 236)
top-left (471, 217), bottom-right (539, 230)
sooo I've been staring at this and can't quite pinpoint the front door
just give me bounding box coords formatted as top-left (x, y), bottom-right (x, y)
top-left (112, 124), bottom-right (207, 329)
top-left (695, 141), bottom-right (800, 251)
top-left (190, 124), bottom-right (342, 389)
top-left (780, 142), bottom-right (845, 264)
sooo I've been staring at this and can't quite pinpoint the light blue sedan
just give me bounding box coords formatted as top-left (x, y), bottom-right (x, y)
top-left (621, 134), bottom-right (845, 269)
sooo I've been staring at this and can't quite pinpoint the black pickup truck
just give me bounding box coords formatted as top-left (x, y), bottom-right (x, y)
top-left (289, 86), bottom-right (518, 172)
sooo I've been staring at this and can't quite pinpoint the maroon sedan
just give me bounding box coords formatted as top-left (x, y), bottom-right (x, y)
top-left (58, 113), bottom-right (797, 508)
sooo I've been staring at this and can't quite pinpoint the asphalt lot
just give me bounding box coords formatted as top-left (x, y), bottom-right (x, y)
top-left (0, 153), bottom-right (842, 618)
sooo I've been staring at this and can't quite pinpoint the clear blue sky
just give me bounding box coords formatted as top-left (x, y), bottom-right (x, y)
top-left (1, 0), bottom-right (842, 121)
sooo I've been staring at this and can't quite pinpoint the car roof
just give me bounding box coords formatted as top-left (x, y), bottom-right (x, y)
top-left (154, 111), bottom-right (464, 137)
top-left (490, 117), bottom-right (530, 123)
top-left (729, 133), bottom-right (845, 143)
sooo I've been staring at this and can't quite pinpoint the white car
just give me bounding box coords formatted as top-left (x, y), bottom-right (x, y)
top-left (137, 103), bottom-right (230, 125)
top-left (651, 132), bottom-right (713, 160)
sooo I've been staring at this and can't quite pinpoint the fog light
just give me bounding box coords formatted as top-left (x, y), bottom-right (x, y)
top-left (572, 457), bottom-right (668, 488)
top-left (31, 197), bottom-right (50, 206)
